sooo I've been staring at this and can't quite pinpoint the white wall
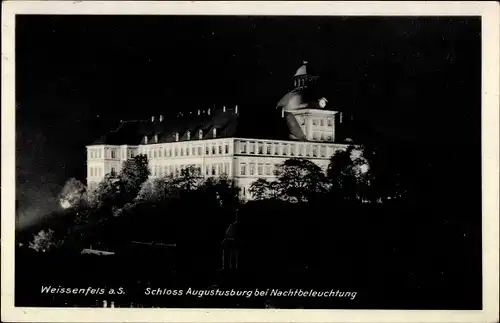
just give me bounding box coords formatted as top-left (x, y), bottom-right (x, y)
top-left (86, 137), bottom-right (348, 199)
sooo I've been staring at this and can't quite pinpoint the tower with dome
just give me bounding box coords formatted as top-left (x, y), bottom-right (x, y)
top-left (85, 62), bottom-right (352, 200)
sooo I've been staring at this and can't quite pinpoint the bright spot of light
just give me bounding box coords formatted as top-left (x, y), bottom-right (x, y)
top-left (360, 164), bottom-right (370, 174)
top-left (60, 199), bottom-right (72, 209)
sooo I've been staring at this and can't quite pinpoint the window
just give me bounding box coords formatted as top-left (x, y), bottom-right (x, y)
top-left (328, 119), bottom-right (333, 126)
top-left (163, 148), bottom-right (167, 157)
top-left (312, 119), bottom-right (317, 126)
top-left (306, 145), bottom-right (311, 156)
top-left (206, 146), bottom-right (210, 155)
top-left (111, 167), bottom-right (116, 174)
top-left (327, 135), bottom-right (332, 141)
top-left (249, 143), bottom-right (255, 154)
top-left (313, 146), bottom-right (318, 157)
top-left (258, 143), bottom-right (264, 154)
top-left (212, 165), bottom-right (216, 176)
top-left (206, 165), bottom-right (210, 176)
top-left (321, 146), bottom-right (327, 157)
top-left (257, 163), bottom-right (263, 175)
top-left (198, 147), bottom-right (202, 155)
top-left (186, 147), bottom-right (190, 156)
top-left (298, 145), bottom-right (304, 156)
top-left (241, 142), bottom-right (247, 154)
top-left (225, 144), bottom-right (229, 154)
top-left (320, 119), bottom-right (324, 126)
top-left (266, 145), bottom-right (271, 155)
top-left (192, 147), bottom-right (196, 155)
top-left (290, 144), bottom-right (296, 156)
top-left (240, 163), bottom-right (246, 175)
top-left (219, 146), bottom-right (222, 154)
top-left (175, 148), bottom-right (178, 156)
top-left (131, 150), bottom-right (135, 158)
top-left (164, 166), bottom-right (168, 175)
top-left (265, 164), bottom-right (271, 175)
top-left (283, 144), bottom-right (288, 156)
top-left (153, 150), bottom-right (157, 158)
top-left (249, 163), bottom-right (255, 175)
top-left (212, 145), bottom-right (216, 155)
top-left (274, 144), bottom-right (279, 155)
top-left (224, 163), bottom-right (229, 175)
top-left (111, 150), bottom-right (116, 159)
top-left (180, 148), bottom-right (184, 156)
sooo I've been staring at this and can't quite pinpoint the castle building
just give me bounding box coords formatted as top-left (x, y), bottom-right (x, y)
top-left (86, 62), bottom-right (352, 200)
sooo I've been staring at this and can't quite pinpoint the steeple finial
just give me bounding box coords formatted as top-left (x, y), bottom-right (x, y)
top-left (303, 60), bottom-right (308, 65)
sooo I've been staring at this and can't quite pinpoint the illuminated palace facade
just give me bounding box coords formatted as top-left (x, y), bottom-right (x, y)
top-left (86, 62), bottom-right (352, 200)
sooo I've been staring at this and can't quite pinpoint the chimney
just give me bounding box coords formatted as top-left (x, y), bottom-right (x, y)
top-left (159, 115), bottom-right (164, 122)
top-left (235, 105), bottom-right (239, 114)
top-left (187, 131), bottom-right (191, 140)
top-left (175, 132), bottom-right (179, 142)
top-left (281, 108), bottom-right (284, 118)
top-left (197, 109), bottom-right (201, 115)
top-left (339, 112), bottom-right (343, 124)
top-left (223, 105), bottom-right (226, 112)
top-left (213, 128), bottom-right (217, 138)
top-left (144, 135), bottom-right (148, 144)
top-left (208, 108), bottom-right (211, 116)
top-left (151, 116), bottom-right (155, 122)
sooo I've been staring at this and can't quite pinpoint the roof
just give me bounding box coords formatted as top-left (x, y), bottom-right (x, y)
top-left (91, 106), bottom-right (302, 145)
top-left (276, 84), bottom-right (327, 111)
top-left (294, 64), bottom-right (308, 77)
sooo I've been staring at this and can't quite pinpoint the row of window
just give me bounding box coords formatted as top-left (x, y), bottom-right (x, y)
top-left (88, 166), bottom-right (116, 177)
top-left (311, 118), bottom-right (333, 127)
top-left (312, 132), bottom-right (333, 141)
top-left (145, 128), bottom-right (219, 144)
top-left (240, 162), bottom-right (275, 176)
top-left (239, 141), bottom-right (330, 158)
top-left (88, 148), bottom-right (137, 160)
top-left (144, 143), bottom-right (230, 159)
top-left (151, 163), bottom-right (230, 177)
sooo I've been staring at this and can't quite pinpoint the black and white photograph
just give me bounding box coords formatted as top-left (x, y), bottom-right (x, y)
top-left (2, 1), bottom-right (499, 322)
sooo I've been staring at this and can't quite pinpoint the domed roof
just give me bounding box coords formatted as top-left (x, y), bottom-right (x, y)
top-left (294, 64), bottom-right (308, 77)
top-left (276, 89), bottom-right (304, 111)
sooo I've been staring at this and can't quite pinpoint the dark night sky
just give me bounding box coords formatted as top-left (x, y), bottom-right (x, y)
top-left (15, 15), bottom-right (481, 221)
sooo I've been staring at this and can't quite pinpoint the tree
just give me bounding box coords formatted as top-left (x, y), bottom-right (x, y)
top-left (90, 172), bottom-right (125, 209)
top-left (326, 146), bottom-right (372, 203)
top-left (29, 229), bottom-right (62, 252)
top-left (58, 178), bottom-right (88, 209)
top-left (249, 178), bottom-right (273, 200)
top-left (273, 158), bottom-right (327, 203)
top-left (119, 154), bottom-right (150, 201)
top-left (136, 176), bottom-right (178, 202)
